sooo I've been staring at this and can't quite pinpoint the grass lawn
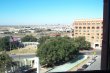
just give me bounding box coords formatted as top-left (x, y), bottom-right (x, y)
top-left (7, 45), bottom-right (37, 55)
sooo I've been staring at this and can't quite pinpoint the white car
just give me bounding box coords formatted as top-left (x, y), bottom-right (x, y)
top-left (86, 62), bottom-right (92, 66)
top-left (89, 60), bottom-right (95, 64)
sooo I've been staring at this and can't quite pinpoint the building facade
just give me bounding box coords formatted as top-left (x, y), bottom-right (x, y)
top-left (73, 19), bottom-right (103, 49)
top-left (11, 55), bottom-right (40, 73)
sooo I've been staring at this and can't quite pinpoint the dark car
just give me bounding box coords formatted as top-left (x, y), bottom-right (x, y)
top-left (82, 64), bottom-right (89, 69)
top-left (94, 56), bottom-right (98, 58)
top-left (92, 58), bottom-right (96, 61)
top-left (77, 68), bottom-right (84, 71)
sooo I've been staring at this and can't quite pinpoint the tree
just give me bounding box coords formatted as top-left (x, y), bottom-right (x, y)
top-left (37, 36), bottom-right (79, 67)
top-left (37, 36), bottom-right (50, 48)
top-left (21, 35), bottom-right (37, 42)
top-left (0, 36), bottom-right (20, 51)
top-left (0, 36), bottom-right (10, 51)
top-left (0, 52), bottom-right (13, 73)
top-left (47, 29), bottom-right (51, 31)
top-left (74, 36), bottom-right (91, 50)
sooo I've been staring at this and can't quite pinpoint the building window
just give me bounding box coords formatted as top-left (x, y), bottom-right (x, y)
top-left (79, 30), bottom-right (81, 32)
top-left (83, 33), bottom-right (85, 35)
top-left (92, 27), bottom-right (95, 29)
top-left (97, 26), bottom-right (100, 29)
top-left (83, 30), bottom-right (86, 32)
top-left (97, 37), bottom-right (99, 39)
top-left (75, 27), bottom-right (78, 29)
top-left (79, 23), bottom-right (82, 25)
top-left (87, 27), bottom-right (90, 29)
top-left (97, 23), bottom-right (100, 24)
top-left (75, 33), bottom-right (78, 34)
top-left (83, 23), bottom-right (86, 25)
top-left (92, 23), bottom-right (95, 25)
top-left (96, 30), bottom-right (99, 32)
top-left (75, 30), bottom-right (78, 32)
top-left (72, 34), bottom-right (74, 36)
top-left (75, 23), bottom-right (78, 25)
top-left (96, 40), bottom-right (98, 42)
top-left (88, 23), bottom-right (90, 25)
top-left (79, 27), bottom-right (82, 29)
top-left (83, 27), bottom-right (86, 29)
top-left (91, 36), bottom-right (94, 39)
top-left (97, 33), bottom-right (99, 35)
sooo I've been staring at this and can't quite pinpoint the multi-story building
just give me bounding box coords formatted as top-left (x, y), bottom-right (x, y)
top-left (73, 19), bottom-right (103, 49)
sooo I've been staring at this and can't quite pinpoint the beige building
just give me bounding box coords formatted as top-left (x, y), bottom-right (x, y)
top-left (73, 19), bottom-right (103, 49)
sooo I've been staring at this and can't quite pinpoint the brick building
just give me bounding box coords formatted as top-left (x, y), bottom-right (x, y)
top-left (73, 19), bottom-right (103, 49)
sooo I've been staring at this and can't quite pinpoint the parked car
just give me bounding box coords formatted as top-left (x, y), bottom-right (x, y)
top-left (89, 59), bottom-right (96, 64)
top-left (82, 64), bottom-right (89, 69)
top-left (77, 68), bottom-right (84, 71)
top-left (86, 62), bottom-right (92, 66)
top-left (94, 55), bottom-right (98, 58)
top-left (92, 58), bottom-right (96, 61)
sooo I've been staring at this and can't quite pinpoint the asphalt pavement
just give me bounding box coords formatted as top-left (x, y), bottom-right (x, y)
top-left (79, 49), bottom-right (101, 55)
top-left (85, 55), bottom-right (101, 70)
top-left (79, 49), bottom-right (101, 71)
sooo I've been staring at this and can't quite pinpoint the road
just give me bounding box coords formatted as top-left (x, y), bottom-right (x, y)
top-left (85, 55), bottom-right (101, 70)
top-left (79, 49), bottom-right (101, 71)
top-left (79, 49), bottom-right (101, 55)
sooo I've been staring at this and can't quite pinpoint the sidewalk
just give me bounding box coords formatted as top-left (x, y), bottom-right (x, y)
top-left (69, 55), bottom-right (92, 71)
top-left (48, 55), bottom-right (88, 72)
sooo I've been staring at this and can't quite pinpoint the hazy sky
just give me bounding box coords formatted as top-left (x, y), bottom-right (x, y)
top-left (0, 0), bottom-right (103, 25)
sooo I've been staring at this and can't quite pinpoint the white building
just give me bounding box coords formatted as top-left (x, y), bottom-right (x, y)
top-left (22, 42), bottom-right (39, 48)
top-left (11, 55), bottom-right (40, 73)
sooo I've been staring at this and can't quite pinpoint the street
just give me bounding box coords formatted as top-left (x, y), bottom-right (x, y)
top-left (85, 55), bottom-right (101, 70)
top-left (79, 49), bottom-right (101, 71)
top-left (79, 49), bottom-right (101, 55)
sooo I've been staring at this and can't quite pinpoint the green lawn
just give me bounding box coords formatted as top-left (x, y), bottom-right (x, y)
top-left (7, 45), bottom-right (37, 55)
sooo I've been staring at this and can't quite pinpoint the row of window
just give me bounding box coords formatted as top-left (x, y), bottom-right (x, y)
top-left (86, 39), bottom-right (102, 42)
top-left (74, 22), bottom-right (102, 25)
top-left (75, 26), bottom-right (103, 29)
top-left (75, 35), bottom-right (102, 39)
top-left (75, 30), bottom-right (102, 32)
top-left (75, 33), bottom-right (103, 36)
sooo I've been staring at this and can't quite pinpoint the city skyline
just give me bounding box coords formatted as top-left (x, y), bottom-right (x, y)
top-left (0, 0), bottom-right (103, 25)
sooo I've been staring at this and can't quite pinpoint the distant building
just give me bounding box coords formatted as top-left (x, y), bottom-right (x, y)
top-left (48, 33), bottom-right (61, 37)
top-left (9, 27), bottom-right (20, 33)
top-left (10, 36), bottom-right (21, 42)
top-left (73, 19), bottom-right (103, 49)
top-left (61, 32), bottom-right (73, 38)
